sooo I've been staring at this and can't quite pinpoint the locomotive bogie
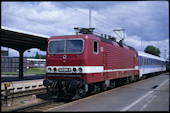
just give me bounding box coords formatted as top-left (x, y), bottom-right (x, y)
top-left (43, 78), bottom-right (87, 99)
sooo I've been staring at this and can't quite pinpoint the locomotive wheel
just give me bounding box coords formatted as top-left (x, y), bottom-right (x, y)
top-left (129, 76), bottom-right (133, 83)
top-left (110, 81), bottom-right (115, 89)
top-left (134, 75), bottom-right (139, 82)
top-left (124, 77), bottom-right (130, 84)
top-left (68, 89), bottom-right (77, 100)
top-left (78, 89), bottom-right (86, 98)
top-left (101, 82), bottom-right (107, 91)
top-left (52, 92), bottom-right (59, 99)
top-left (116, 78), bottom-right (124, 87)
top-left (90, 84), bottom-right (100, 94)
top-left (95, 84), bottom-right (100, 93)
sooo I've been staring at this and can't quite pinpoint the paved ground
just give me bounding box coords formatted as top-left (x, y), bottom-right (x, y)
top-left (1, 74), bottom-right (46, 82)
top-left (47, 72), bottom-right (169, 112)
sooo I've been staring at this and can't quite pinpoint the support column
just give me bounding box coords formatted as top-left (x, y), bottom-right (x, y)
top-left (19, 51), bottom-right (24, 79)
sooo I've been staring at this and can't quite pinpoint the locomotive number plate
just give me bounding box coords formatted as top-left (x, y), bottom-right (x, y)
top-left (58, 68), bottom-right (71, 72)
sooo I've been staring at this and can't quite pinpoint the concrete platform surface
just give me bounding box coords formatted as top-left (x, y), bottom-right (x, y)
top-left (47, 73), bottom-right (169, 112)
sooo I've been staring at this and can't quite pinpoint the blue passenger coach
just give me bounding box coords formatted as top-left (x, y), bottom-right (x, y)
top-left (138, 51), bottom-right (166, 78)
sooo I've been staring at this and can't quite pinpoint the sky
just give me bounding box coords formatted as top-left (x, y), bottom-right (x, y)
top-left (1, 1), bottom-right (169, 59)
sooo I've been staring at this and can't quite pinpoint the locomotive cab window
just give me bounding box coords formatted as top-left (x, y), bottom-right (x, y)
top-left (93, 40), bottom-right (98, 54)
top-left (48, 39), bottom-right (84, 54)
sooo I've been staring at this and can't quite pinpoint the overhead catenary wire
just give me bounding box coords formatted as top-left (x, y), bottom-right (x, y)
top-left (2, 2), bottom-right (124, 42)
top-left (3, 2), bottom-right (130, 39)
top-left (60, 2), bottom-right (117, 30)
top-left (83, 1), bottom-right (139, 37)
top-left (82, 2), bottom-right (127, 40)
top-left (59, 2), bottom-right (122, 40)
top-left (2, 2), bottom-right (118, 36)
top-left (2, 11), bottom-right (61, 31)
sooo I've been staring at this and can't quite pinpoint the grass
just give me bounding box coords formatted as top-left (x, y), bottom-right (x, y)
top-left (1, 67), bottom-right (46, 75)
top-left (25, 67), bottom-right (46, 74)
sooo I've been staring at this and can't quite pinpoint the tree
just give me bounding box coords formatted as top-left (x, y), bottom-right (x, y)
top-left (144, 45), bottom-right (160, 57)
top-left (35, 52), bottom-right (39, 59)
top-left (35, 52), bottom-right (46, 59)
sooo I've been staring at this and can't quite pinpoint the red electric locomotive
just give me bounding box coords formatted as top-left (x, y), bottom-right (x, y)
top-left (43, 28), bottom-right (139, 99)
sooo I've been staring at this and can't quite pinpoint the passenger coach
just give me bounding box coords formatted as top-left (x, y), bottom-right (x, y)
top-left (138, 51), bottom-right (166, 78)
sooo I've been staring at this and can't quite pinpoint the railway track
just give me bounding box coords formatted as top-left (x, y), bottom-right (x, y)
top-left (7, 100), bottom-right (67, 112)
top-left (1, 88), bottom-right (46, 101)
top-left (1, 91), bottom-right (69, 112)
top-left (1, 86), bottom-right (71, 112)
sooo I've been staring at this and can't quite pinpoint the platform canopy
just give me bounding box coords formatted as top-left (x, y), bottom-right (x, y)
top-left (1, 26), bottom-right (50, 79)
top-left (1, 26), bottom-right (49, 52)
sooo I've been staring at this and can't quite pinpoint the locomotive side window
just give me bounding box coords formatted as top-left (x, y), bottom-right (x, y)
top-left (93, 40), bottom-right (98, 54)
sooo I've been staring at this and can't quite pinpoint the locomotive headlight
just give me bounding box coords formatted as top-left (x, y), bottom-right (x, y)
top-left (53, 67), bottom-right (57, 72)
top-left (47, 67), bottom-right (52, 73)
top-left (72, 67), bottom-right (77, 73)
top-left (78, 67), bottom-right (83, 73)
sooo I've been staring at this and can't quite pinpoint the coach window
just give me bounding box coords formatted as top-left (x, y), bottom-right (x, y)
top-left (145, 59), bottom-right (147, 66)
top-left (143, 58), bottom-right (145, 66)
top-left (151, 59), bottom-right (152, 65)
top-left (141, 58), bottom-right (143, 66)
top-left (93, 40), bottom-right (98, 54)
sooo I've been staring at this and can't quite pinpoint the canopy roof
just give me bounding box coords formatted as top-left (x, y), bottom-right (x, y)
top-left (1, 26), bottom-right (49, 52)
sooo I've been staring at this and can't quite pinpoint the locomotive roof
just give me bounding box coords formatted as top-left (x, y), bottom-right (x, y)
top-left (49, 34), bottom-right (136, 51)
top-left (97, 35), bottom-right (136, 51)
top-left (138, 51), bottom-right (165, 61)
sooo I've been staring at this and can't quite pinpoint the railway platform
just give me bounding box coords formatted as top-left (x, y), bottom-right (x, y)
top-left (1, 74), bottom-right (46, 95)
top-left (47, 73), bottom-right (169, 112)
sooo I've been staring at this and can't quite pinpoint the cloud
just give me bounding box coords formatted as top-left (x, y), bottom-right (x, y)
top-left (2, 1), bottom-right (168, 39)
top-left (100, 1), bottom-right (169, 41)
top-left (124, 35), bottom-right (169, 59)
top-left (1, 1), bottom-right (169, 58)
